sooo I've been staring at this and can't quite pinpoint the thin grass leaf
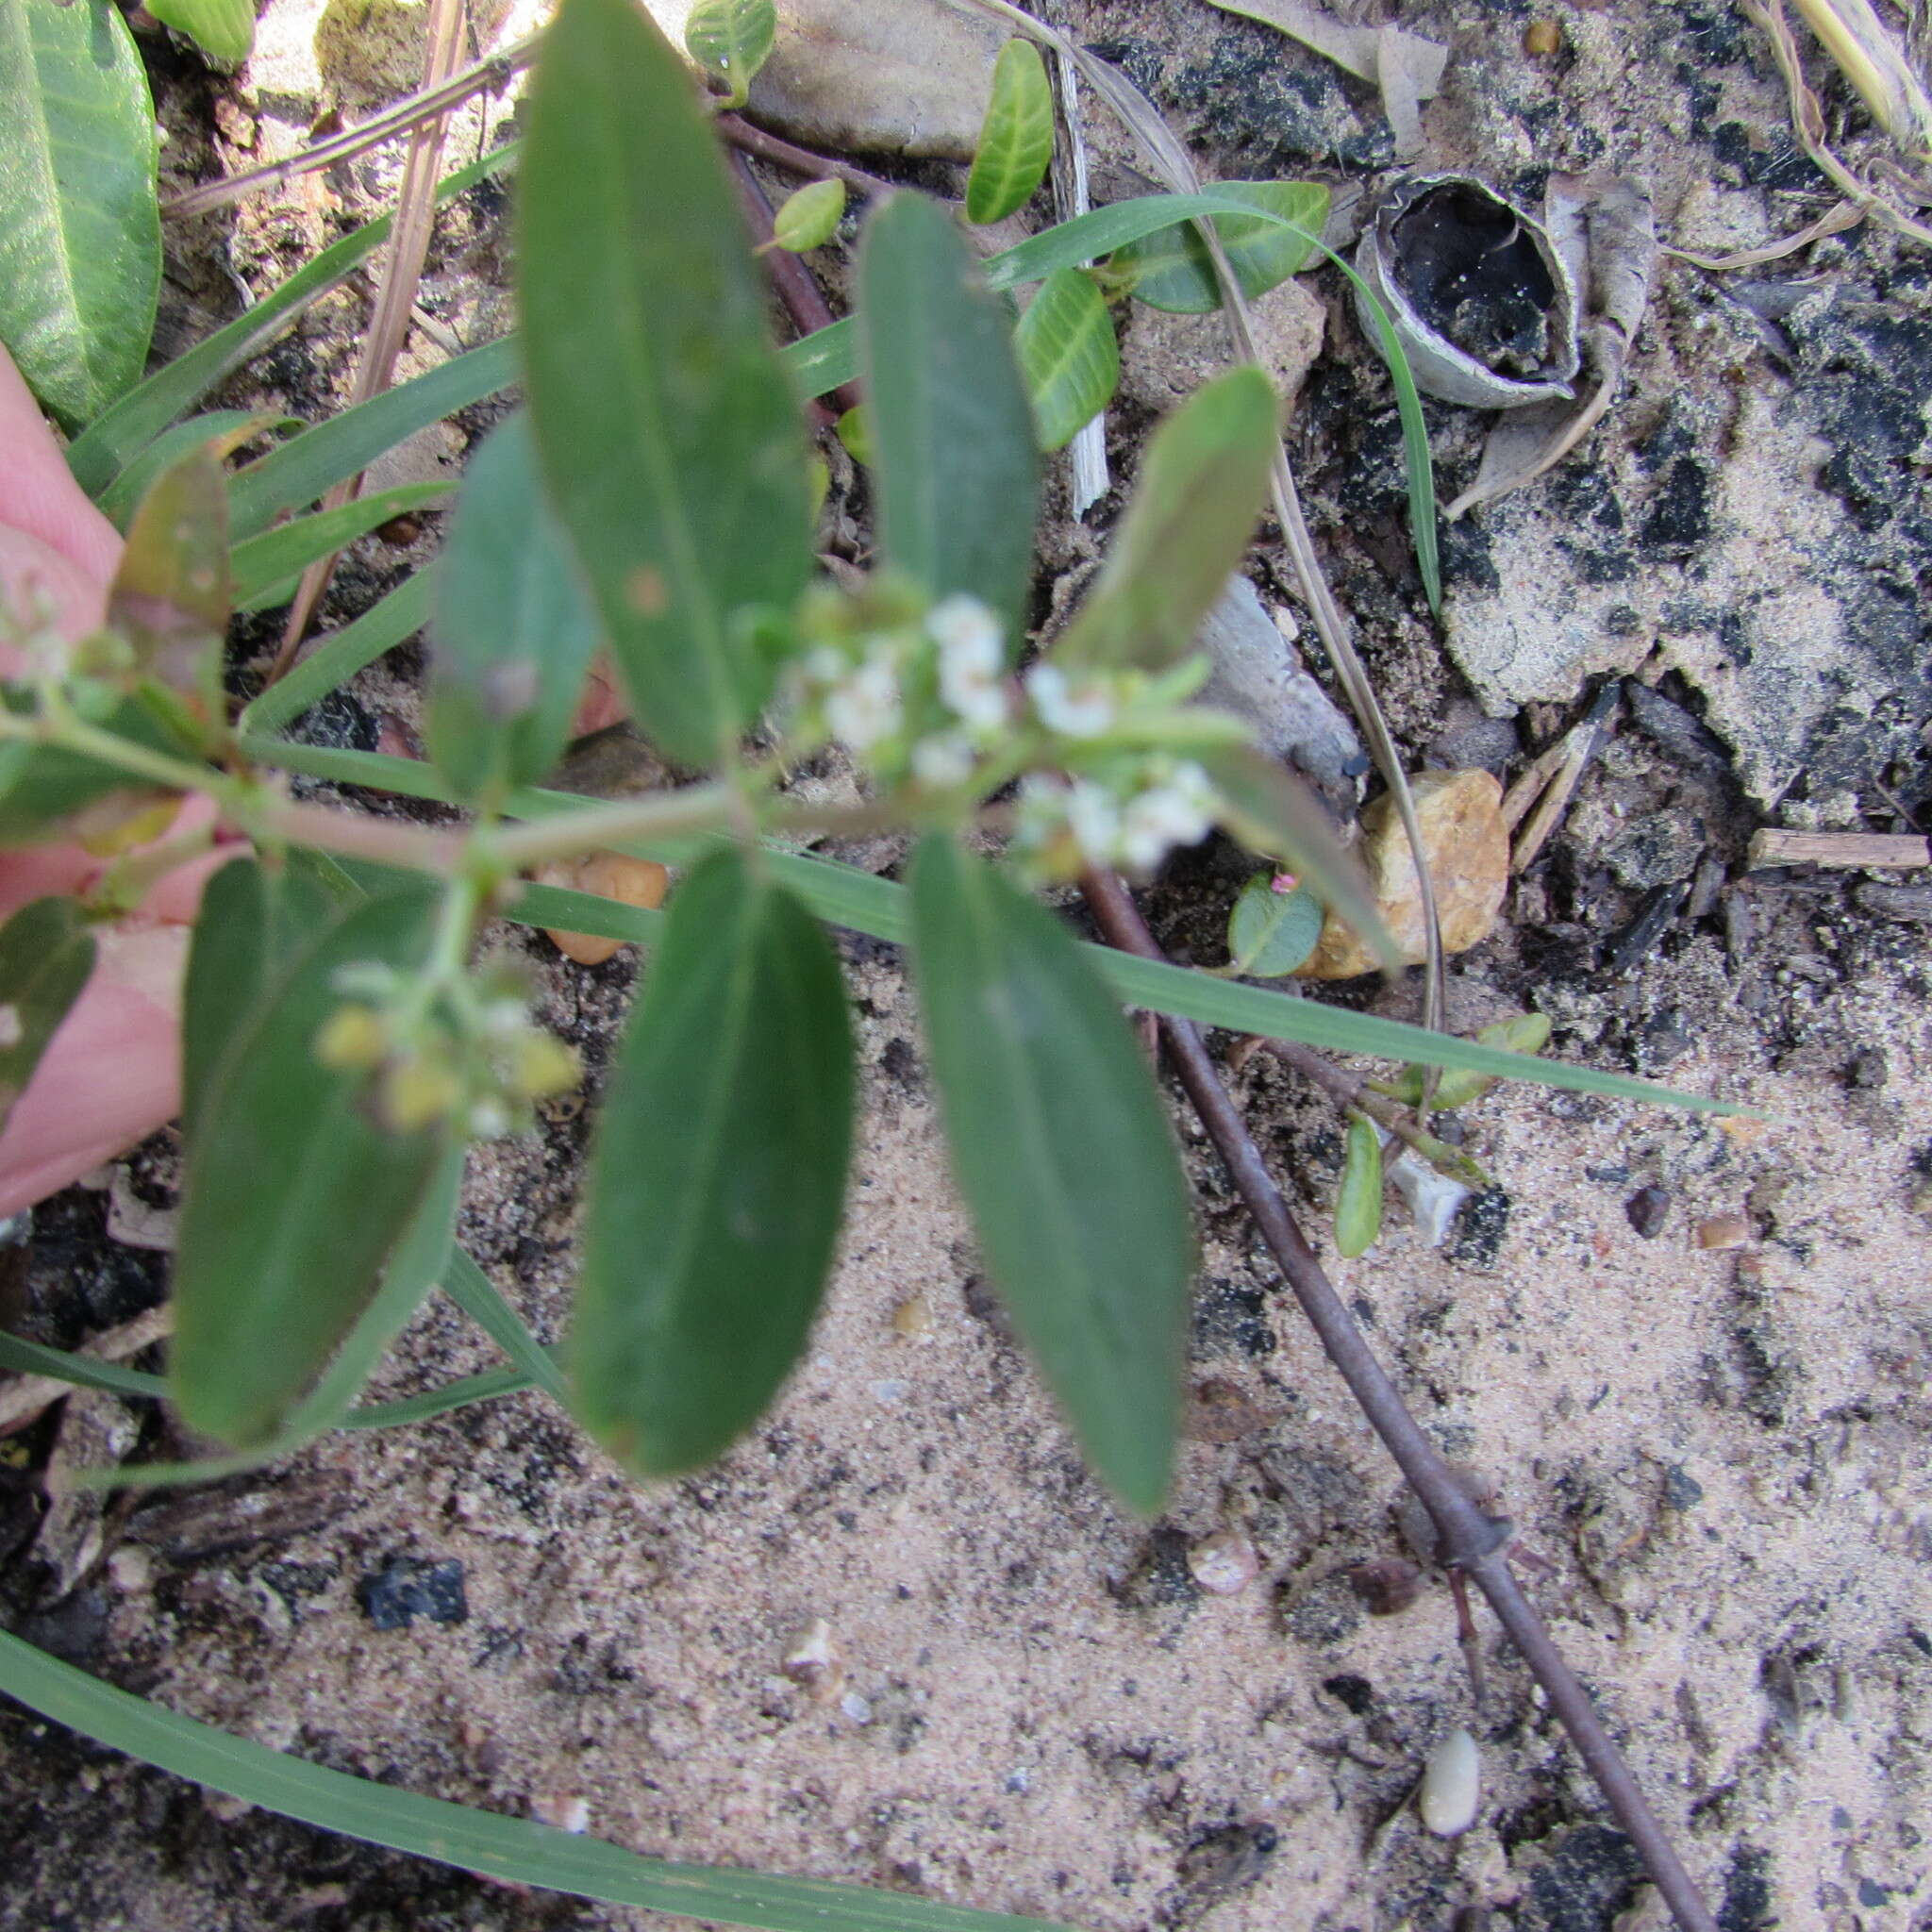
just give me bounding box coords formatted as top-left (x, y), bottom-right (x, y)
top-left (0, 0), bottom-right (158, 431)
top-left (0, 1330), bottom-right (165, 1403)
top-left (226, 337), bottom-right (517, 541)
top-left (509, 879), bottom-right (666, 950)
top-left (1334, 1114), bottom-right (1382, 1258)
top-left (1014, 269), bottom-right (1118, 452)
top-left (0, 899), bottom-right (96, 1134)
top-left (231, 483), bottom-right (451, 612)
top-left (0, 1628), bottom-right (1075, 1932)
top-left (66, 142), bottom-right (519, 498)
top-left (96, 409), bottom-right (291, 529)
top-left (521, 0), bottom-right (810, 769)
top-left (684, 0), bottom-right (775, 108)
top-left (575, 850), bottom-right (855, 1474)
top-left (442, 1245), bottom-right (572, 1407)
top-left (967, 39), bottom-right (1055, 225)
top-left (1107, 180), bottom-right (1328, 313)
top-left (238, 571), bottom-right (434, 736)
top-left (228, 736), bottom-right (1736, 1112)
top-left (859, 192), bottom-right (1040, 645)
top-left (910, 835), bottom-right (1192, 1512)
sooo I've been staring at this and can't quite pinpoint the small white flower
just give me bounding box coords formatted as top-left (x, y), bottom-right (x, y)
top-left (480, 998), bottom-right (529, 1041)
top-left (910, 730), bottom-right (977, 789)
top-left (824, 650), bottom-right (903, 751)
top-left (1065, 780), bottom-right (1124, 865)
top-left (804, 645), bottom-right (849, 688)
top-left (1026, 663), bottom-right (1115, 740)
top-left (1118, 764), bottom-right (1218, 872)
top-left (468, 1097), bottom-right (512, 1141)
top-left (931, 595), bottom-right (1009, 730)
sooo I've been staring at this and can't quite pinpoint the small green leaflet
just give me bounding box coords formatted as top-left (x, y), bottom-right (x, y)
top-left (172, 886), bottom-right (449, 1447)
top-left (0, 899), bottom-right (96, 1134)
top-left (834, 404), bottom-right (873, 467)
top-left (684, 0), bottom-right (776, 108)
top-left (1051, 365), bottom-right (1277, 671)
top-left (521, 0), bottom-right (810, 769)
top-left (574, 849), bottom-right (855, 1476)
top-left (146, 0), bottom-right (256, 64)
top-left (425, 411), bottom-right (603, 806)
top-left (1107, 181), bottom-right (1329, 315)
top-left (909, 836), bottom-right (1194, 1514)
top-left (966, 39), bottom-right (1055, 225)
top-left (1335, 1115), bottom-right (1383, 1259)
top-left (773, 178), bottom-right (845, 252)
top-left (858, 192), bottom-right (1040, 648)
top-left (1384, 1011), bottom-right (1553, 1110)
top-left (1014, 269), bottom-right (1119, 452)
top-left (0, 0), bottom-right (160, 430)
top-left (1225, 871), bottom-right (1323, 976)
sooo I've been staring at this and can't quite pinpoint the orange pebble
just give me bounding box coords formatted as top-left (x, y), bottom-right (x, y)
top-left (541, 852), bottom-right (669, 965)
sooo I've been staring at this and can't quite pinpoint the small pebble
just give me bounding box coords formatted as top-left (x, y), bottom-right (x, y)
top-left (530, 1792), bottom-right (591, 1834)
top-left (107, 1545), bottom-right (153, 1593)
top-left (540, 852), bottom-right (670, 966)
top-left (840, 1690), bottom-right (874, 1724)
top-left (1624, 1186), bottom-right (1670, 1240)
top-left (356, 1555), bottom-right (467, 1630)
top-left (781, 1616), bottom-right (836, 1683)
top-left (1346, 1557), bottom-right (1422, 1616)
top-left (1524, 19), bottom-right (1562, 52)
top-left (1419, 1727), bottom-right (1481, 1837)
top-left (1695, 1214), bottom-right (1750, 1251)
top-left (891, 1295), bottom-right (933, 1337)
top-left (1187, 1530), bottom-right (1259, 1596)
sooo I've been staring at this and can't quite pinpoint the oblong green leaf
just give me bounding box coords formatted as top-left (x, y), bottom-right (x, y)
top-left (1052, 364), bottom-right (1277, 671)
top-left (684, 0), bottom-right (775, 108)
top-left (520, 0), bottom-right (810, 771)
top-left (909, 835), bottom-right (1194, 1513)
top-left (1334, 1114), bottom-right (1382, 1258)
top-left (966, 39), bottom-right (1054, 225)
top-left (0, 0), bottom-right (159, 430)
top-left (95, 408), bottom-right (289, 530)
top-left (67, 143), bottom-right (519, 498)
top-left (858, 193), bottom-right (1040, 646)
top-left (1015, 269), bottom-right (1118, 453)
top-left (146, 0), bottom-right (255, 64)
top-left (425, 412), bottom-right (603, 804)
top-left (1108, 180), bottom-right (1328, 315)
top-left (0, 898), bottom-right (96, 1133)
top-left (772, 177), bottom-right (845, 252)
top-left (0, 1628), bottom-right (1074, 1932)
top-left (575, 849), bottom-right (855, 1475)
top-left (1225, 871), bottom-right (1322, 976)
top-left (172, 887), bottom-right (448, 1446)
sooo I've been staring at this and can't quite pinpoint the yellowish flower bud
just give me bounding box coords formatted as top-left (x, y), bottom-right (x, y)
top-left (313, 1004), bottom-right (389, 1071)
top-left (379, 1056), bottom-right (463, 1132)
top-left (511, 1032), bottom-right (582, 1100)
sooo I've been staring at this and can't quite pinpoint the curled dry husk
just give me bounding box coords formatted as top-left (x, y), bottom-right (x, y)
top-left (1354, 175), bottom-right (1582, 408)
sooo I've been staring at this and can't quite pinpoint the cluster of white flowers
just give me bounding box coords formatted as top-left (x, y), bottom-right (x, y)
top-left (1015, 757), bottom-right (1221, 876)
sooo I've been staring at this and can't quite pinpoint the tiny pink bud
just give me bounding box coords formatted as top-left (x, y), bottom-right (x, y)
top-left (1270, 872), bottom-right (1299, 895)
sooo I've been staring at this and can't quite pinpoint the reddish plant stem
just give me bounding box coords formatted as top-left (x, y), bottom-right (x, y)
top-left (1080, 868), bottom-right (1719, 1932)
top-left (715, 112), bottom-right (899, 201)
top-left (727, 156), bottom-right (864, 423)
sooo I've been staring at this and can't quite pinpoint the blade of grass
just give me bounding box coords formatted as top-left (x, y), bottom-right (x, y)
top-left (238, 570), bottom-right (435, 735)
top-left (441, 1244), bottom-right (572, 1407)
top-left (67, 142), bottom-right (520, 499)
top-left (0, 1628), bottom-right (1076, 1932)
top-left (230, 481), bottom-right (453, 610)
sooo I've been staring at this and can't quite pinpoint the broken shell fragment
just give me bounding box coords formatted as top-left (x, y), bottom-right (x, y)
top-left (1419, 1726), bottom-right (1481, 1837)
top-left (1355, 175), bottom-right (1581, 408)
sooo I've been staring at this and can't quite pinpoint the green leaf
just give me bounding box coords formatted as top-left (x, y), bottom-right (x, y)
top-left (684, 0), bottom-right (775, 108)
top-left (228, 733), bottom-right (1741, 1115)
top-left (909, 835), bottom-right (1193, 1513)
top-left (0, 898), bottom-right (96, 1133)
top-left (95, 409), bottom-right (290, 530)
top-left (230, 479), bottom-right (451, 611)
top-left (1052, 365), bottom-right (1277, 671)
top-left (173, 887), bottom-right (449, 1446)
top-left (772, 177), bottom-right (845, 252)
top-left (1014, 269), bottom-right (1118, 452)
top-left (442, 1243), bottom-right (574, 1408)
top-left (237, 571), bottom-right (434, 737)
top-left (1225, 871), bottom-right (1322, 976)
top-left (1334, 1114), bottom-right (1382, 1259)
top-left (1107, 180), bottom-right (1328, 315)
top-left (425, 413), bottom-right (602, 805)
top-left (146, 0), bottom-right (255, 64)
top-left (966, 39), bottom-right (1055, 225)
top-left (1386, 1011), bottom-right (1554, 1109)
top-left (227, 337), bottom-right (516, 541)
top-left (0, 0), bottom-right (158, 431)
top-left (834, 403), bottom-right (872, 467)
top-left (520, 0), bottom-right (810, 771)
top-left (858, 193), bottom-right (1040, 647)
top-left (67, 142), bottom-right (519, 498)
top-left (575, 849), bottom-right (855, 1475)
top-left (0, 1629), bottom-right (1076, 1932)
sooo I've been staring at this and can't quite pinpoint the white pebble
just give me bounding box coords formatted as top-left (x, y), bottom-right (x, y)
top-left (531, 1792), bottom-right (590, 1834)
top-left (1188, 1530), bottom-right (1260, 1595)
top-left (1419, 1727), bottom-right (1481, 1837)
top-left (840, 1691), bottom-right (874, 1724)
